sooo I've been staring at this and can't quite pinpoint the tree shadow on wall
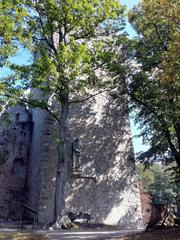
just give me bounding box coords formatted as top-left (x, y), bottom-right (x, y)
top-left (64, 92), bottom-right (142, 229)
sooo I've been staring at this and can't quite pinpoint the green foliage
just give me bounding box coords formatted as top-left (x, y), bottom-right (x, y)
top-left (26, 0), bottom-right (123, 97)
top-left (0, 0), bottom-right (126, 114)
top-left (0, 0), bottom-right (31, 113)
top-left (119, 0), bottom-right (180, 172)
top-left (137, 163), bottom-right (180, 204)
top-left (4, 0), bottom-right (126, 115)
top-left (0, 0), bottom-right (28, 62)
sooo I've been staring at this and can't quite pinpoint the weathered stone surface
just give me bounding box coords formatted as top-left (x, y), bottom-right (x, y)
top-left (65, 93), bottom-right (142, 229)
top-left (0, 92), bottom-right (143, 229)
top-left (33, 92), bottom-right (143, 229)
top-left (0, 105), bottom-right (33, 220)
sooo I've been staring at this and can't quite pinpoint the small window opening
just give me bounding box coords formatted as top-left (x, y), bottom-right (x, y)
top-left (16, 113), bottom-right (20, 122)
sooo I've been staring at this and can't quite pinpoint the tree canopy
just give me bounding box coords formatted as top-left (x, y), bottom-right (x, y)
top-left (119, 0), bottom-right (180, 173)
top-left (137, 163), bottom-right (180, 205)
top-left (0, 0), bottom-right (28, 59)
top-left (0, 0), bottom-right (30, 111)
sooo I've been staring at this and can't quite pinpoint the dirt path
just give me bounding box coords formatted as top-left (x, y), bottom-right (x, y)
top-left (0, 227), bottom-right (179, 240)
top-left (0, 231), bottom-right (48, 240)
top-left (0, 229), bottom-right (139, 240)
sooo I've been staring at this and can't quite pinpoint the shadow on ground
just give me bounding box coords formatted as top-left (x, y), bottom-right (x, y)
top-left (120, 227), bottom-right (180, 240)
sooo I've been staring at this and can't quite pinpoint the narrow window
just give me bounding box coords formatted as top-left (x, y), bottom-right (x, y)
top-left (15, 113), bottom-right (20, 122)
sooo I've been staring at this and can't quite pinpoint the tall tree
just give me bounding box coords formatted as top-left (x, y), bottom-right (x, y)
top-left (3, 0), bottom-right (125, 227)
top-left (0, 0), bottom-right (27, 61)
top-left (0, 0), bottom-right (29, 111)
top-left (137, 163), bottom-right (180, 205)
top-left (114, 0), bottom-right (180, 173)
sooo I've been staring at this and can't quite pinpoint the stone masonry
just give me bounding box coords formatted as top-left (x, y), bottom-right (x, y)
top-left (0, 105), bottom-right (33, 220)
top-left (27, 91), bottom-right (143, 229)
top-left (0, 91), bottom-right (143, 229)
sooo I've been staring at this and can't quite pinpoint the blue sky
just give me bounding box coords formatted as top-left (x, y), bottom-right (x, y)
top-left (0, 0), bottom-right (148, 154)
top-left (121, 0), bottom-right (140, 9)
top-left (121, 0), bottom-right (140, 38)
top-left (120, 0), bottom-right (149, 154)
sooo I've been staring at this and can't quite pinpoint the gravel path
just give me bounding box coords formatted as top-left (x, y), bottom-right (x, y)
top-left (1, 228), bottom-right (179, 240)
top-left (0, 229), bottom-right (142, 240)
top-left (40, 229), bottom-right (142, 240)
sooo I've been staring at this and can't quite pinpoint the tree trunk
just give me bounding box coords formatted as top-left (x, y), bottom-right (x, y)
top-left (166, 129), bottom-right (180, 169)
top-left (53, 95), bottom-right (69, 229)
top-left (175, 122), bottom-right (180, 154)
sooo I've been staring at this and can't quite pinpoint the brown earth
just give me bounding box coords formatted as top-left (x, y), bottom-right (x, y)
top-left (0, 227), bottom-right (179, 240)
top-left (119, 227), bottom-right (180, 240)
top-left (0, 232), bottom-right (48, 240)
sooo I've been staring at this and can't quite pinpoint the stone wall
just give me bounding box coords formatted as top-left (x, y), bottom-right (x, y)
top-left (26, 89), bottom-right (52, 218)
top-left (26, 107), bottom-right (47, 213)
top-left (65, 92), bottom-right (143, 229)
top-left (36, 114), bottom-right (58, 224)
top-left (0, 92), bottom-right (143, 229)
top-left (0, 106), bottom-right (33, 220)
top-left (36, 92), bottom-right (143, 229)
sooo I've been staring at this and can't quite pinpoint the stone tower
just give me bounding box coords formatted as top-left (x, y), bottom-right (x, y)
top-left (0, 91), bottom-right (143, 229)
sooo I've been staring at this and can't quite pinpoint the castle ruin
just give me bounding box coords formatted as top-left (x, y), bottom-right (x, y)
top-left (0, 91), bottom-right (143, 229)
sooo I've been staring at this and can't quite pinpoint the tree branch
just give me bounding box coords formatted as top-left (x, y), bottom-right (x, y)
top-left (35, 2), bottom-right (58, 56)
top-left (124, 79), bottom-right (180, 166)
top-left (69, 86), bottom-right (118, 104)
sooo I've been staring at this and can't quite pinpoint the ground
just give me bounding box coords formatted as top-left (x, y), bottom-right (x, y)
top-left (0, 227), bottom-right (179, 240)
top-left (120, 228), bottom-right (180, 240)
top-left (0, 232), bottom-right (47, 240)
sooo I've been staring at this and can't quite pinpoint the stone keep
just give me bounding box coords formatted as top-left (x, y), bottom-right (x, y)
top-left (0, 91), bottom-right (143, 229)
